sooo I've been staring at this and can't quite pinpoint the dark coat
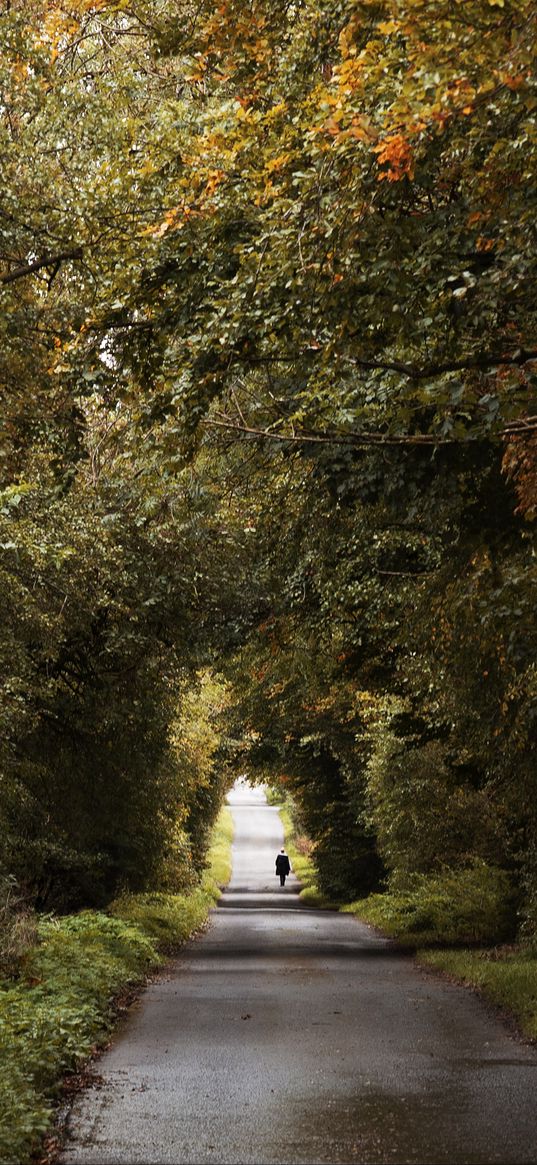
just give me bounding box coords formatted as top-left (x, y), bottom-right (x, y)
top-left (275, 852), bottom-right (291, 875)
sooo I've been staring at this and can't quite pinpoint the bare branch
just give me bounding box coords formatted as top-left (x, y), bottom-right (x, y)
top-left (204, 414), bottom-right (537, 449)
top-left (376, 569), bottom-right (438, 577)
top-left (204, 417), bottom-right (457, 447)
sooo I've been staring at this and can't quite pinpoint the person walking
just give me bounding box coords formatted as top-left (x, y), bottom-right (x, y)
top-left (275, 848), bottom-right (291, 886)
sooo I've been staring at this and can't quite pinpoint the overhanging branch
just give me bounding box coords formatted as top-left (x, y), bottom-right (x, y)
top-left (344, 348), bottom-right (537, 379)
top-left (204, 415), bottom-right (537, 448)
top-left (204, 417), bottom-right (457, 447)
top-left (0, 247), bottom-right (83, 285)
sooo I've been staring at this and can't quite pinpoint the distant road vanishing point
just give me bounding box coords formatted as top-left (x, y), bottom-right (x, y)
top-left (61, 781), bottom-right (537, 1165)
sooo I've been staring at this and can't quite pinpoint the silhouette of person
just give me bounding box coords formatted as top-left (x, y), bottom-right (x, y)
top-left (275, 848), bottom-right (291, 886)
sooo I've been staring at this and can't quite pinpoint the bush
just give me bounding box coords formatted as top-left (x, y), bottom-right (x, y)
top-left (279, 805), bottom-right (317, 890)
top-left (0, 912), bottom-right (159, 1165)
top-left (342, 862), bottom-right (514, 947)
top-left (263, 784), bottom-right (284, 807)
top-left (279, 803), bottom-right (337, 907)
top-left (365, 735), bottom-right (502, 880)
top-left (110, 887), bottom-right (217, 950)
top-left (201, 805), bottom-right (234, 889)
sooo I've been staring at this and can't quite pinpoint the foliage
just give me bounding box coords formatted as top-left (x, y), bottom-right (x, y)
top-left (218, 433), bottom-right (536, 909)
top-left (201, 804), bottom-right (234, 889)
top-left (280, 801), bottom-right (335, 908)
top-left (364, 731), bottom-right (504, 879)
top-left (263, 784), bottom-right (284, 807)
top-left (0, 467), bottom-right (231, 906)
top-left (343, 862), bottom-right (514, 947)
top-left (278, 802), bottom-right (326, 903)
top-left (109, 888), bottom-right (213, 951)
top-left (78, 0), bottom-right (537, 453)
top-left (0, 0), bottom-right (241, 911)
top-left (1, 0), bottom-right (537, 942)
top-left (0, 912), bottom-right (159, 1165)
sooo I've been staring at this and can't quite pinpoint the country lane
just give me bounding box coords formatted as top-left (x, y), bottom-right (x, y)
top-left (60, 781), bottom-right (537, 1165)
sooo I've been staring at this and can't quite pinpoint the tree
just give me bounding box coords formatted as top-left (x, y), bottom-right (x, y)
top-left (1, 0), bottom-right (536, 934)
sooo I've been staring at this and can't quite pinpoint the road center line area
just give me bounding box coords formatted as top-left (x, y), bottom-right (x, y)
top-left (61, 783), bottom-right (537, 1165)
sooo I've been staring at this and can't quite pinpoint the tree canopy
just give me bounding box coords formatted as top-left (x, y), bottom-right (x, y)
top-left (1, 0), bottom-right (536, 931)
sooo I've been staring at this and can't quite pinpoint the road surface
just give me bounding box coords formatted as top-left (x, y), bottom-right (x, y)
top-left (61, 782), bottom-right (537, 1164)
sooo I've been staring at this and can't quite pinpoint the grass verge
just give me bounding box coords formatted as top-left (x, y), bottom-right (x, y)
top-left (0, 806), bottom-right (233, 1165)
top-left (202, 804), bottom-right (234, 890)
top-left (417, 946), bottom-right (537, 1041)
top-left (341, 863), bottom-right (537, 1043)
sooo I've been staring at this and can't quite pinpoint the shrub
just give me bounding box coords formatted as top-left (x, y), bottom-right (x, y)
top-left (110, 887), bottom-right (216, 949)
top-left (202, 805), bottom-right (234, 889)
top-left (279, 803), bottom-right (337, 907)
top-left (0, 912), bottom-right (159, 1165)
top-left (342, 862), bottom-right (514, 947)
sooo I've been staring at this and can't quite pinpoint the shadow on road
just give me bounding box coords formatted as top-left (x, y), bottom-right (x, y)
top-left (220, 889), bottom-right (304, 910)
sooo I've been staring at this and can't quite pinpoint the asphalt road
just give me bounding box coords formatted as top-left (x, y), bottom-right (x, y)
top-left (61, 783), bottom-right (537, 1165)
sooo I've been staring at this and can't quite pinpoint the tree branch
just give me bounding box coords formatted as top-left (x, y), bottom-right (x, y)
top-left (376, 568), bottom-right (438, 577)
top-left (204, 414), bottom-right (537, 449)
top-left (344, 348), bottom-right (537, 379)
top-left (0, 247), bottom-right (83, 285)
top-left (204, 417), bottom-right (457, 446)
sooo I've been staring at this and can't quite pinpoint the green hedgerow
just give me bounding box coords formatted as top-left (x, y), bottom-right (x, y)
top-left (110, 886), bottom-right (217, 948)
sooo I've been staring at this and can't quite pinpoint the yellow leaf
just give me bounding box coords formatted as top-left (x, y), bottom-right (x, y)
top-left (266, 153), bottom-right (291, 173)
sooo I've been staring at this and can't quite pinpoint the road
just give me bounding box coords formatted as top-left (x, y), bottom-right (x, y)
top-left (61, 782), bottom-right (537, 1165)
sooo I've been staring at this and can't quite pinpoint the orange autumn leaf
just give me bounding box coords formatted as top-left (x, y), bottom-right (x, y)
top-left (373, 133), bottom-right (414, 182)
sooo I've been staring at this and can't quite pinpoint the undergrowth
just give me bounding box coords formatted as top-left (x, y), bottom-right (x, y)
top-left (0, 805), bottom-right (233, 1165)
top-left (202, 804), bottom-right (234, 889)
top-left (341, 863), bottom-right (513, 947)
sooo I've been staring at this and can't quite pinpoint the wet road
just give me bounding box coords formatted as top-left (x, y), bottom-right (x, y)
top-left (61, 783), bottom-right (537, 1164)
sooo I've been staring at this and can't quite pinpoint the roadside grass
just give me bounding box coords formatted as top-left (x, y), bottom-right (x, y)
top-left (342, 863), bottom-right (537, 1042)
top-left (0, 912), bottom-right (160, 1165)
top-left (270, 803), bottom-right (537, 1043)
top-left (0, 805), bottom-right (233, 1165)
top-left (109, 887), bottom-right (217, 951)
top-left (418, 947), bottom-right (537, 1041)
top-left (202, 804), bottom-right (234, 890)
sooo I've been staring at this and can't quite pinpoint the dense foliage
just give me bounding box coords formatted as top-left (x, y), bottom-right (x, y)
top-left (1, 1), bottom-right (536, 937)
